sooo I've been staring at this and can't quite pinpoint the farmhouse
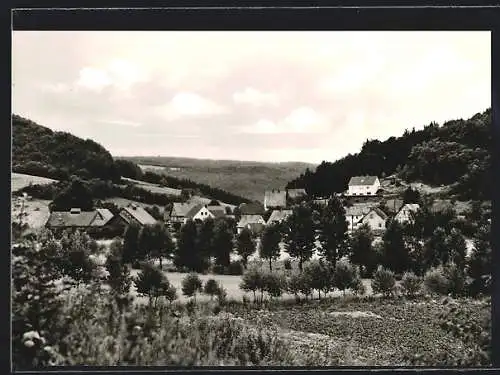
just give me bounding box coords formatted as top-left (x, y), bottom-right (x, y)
top-left (267, 209), bottom-right (292, 225)
top-left (359, 207), bottom-right (388, 234)
top-left (185, 204), bottom-right (226, 222)
top-left (394, 203), bottom-right (420, 224)
top-left (237, 214), bottom-right (266, 234)
top-left (347, 176), bottom-right (381, 196)
top-left (167, 202), bottom-right (193, 225)
top-left (264, 189), bottom-right (287, 211)
top-left (110, 204), bottom-right (157, 228)
top-left (45, 207), bottom-right (114, 230)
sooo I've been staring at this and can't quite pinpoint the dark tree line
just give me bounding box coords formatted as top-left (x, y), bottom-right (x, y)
top-left (287, 109), bottom-right (491, 200)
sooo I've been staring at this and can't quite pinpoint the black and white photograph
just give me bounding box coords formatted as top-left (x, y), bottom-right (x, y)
top-left (11, 28), bottom-right (492, 368)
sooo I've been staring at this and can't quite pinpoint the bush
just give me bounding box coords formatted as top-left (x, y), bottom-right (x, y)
top-left (240, 267), bottom-right (264, 303)
top-left (351, 278), bottom-right (366, 296)
top-left (181, 273), bottom-right (203, 301)
top-left (424, 267), bottom-right (450, 296)
top-left (401, 272), bottom-right (423, 297)
top-left (228, 260), bottom-right (244, 276)
top-left (212, 264), bottom-right (227, 275)
top-left (333, 261), bottom-right (357, 297)
top-left (204, 279), bottom-right (220, 300)
top-left (263, 272), bottom-right (286, 299)
top-left (371, 267), bottom-right (396, 297)
top-left (284, 258), bottom-right (292, 270)
top-left (443, 263), bottom-right (466, 297)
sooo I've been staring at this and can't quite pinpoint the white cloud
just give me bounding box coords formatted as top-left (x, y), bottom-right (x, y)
top-left (155, 92), bottom-right (228, 121)
top-left (233, 87), bottom-right (279, 107)
top-left (242, 107), bottom-right (329, 134)
top-left (76, 67), bottom-right (112, 91)
top-left (98, 119), bottom-right (143, 127)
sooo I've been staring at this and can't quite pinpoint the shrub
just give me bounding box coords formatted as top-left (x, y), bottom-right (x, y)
top-left (443, 263), bottom-right (466, 297)
top-left (134, 262), bottom-right (170, 306)
top-left (333, 261), bottom-right (357, 297)
top-left (228, 260), bottom-right (244, 275)
top-left (240, 267), bottom-right (264, 303)
top-left (212, 264), bottom-right (227, 275)
top-left (204, 279), bottom-right (220, 300)
top-left (181, 273), bottom-right (203, 302)
top-left (284, 258), bottom-right (292, 270)
top-left (401, 272), bottom-right (423, 297)
top-left (263, 272), bottom-right (286, 299)
top-left (216, 285), bottom-right (227, 306)
top-left (424, 267), bottom-right (450, 296)
top-left (351, 278), bottom-right (366, 296)
top-left (371, 267), bottom-right (396, 297)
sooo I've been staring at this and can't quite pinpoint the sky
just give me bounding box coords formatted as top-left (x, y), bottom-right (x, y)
top-left (12, 31), bottom-right (490, 164)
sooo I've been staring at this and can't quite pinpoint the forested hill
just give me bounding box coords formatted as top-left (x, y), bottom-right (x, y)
top-left (12, 114), bottom-right (120, 182)
top-left (12, 115), bottom-right (252, 205)
top-left (287, 109), bottom-right (491, 201)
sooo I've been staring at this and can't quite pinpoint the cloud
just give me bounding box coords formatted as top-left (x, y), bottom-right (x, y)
top-left (155, 92), bottom-right (228, 121)
top-left (233, 87), bottom-right (279, 107)
top-left (98, 119), bottom-right (143, 127)
top-left (242, 107), bottom-right (329, 134)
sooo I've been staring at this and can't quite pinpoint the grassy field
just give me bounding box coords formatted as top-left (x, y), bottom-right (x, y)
top-left (11, 172), bottom-right (57, 192)
top-left (11, 197), bottom-right (51, 228)
top-left (122, 177), bottom-right (182, 197)
top-left (118, 156), bottom-right (315, 202)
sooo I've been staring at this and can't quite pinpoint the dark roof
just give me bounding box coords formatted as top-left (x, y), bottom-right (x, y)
top-left (92, 209), bottom-right (114, 226)
top-left (46, 210), bottom-right (98, 228)
top-left (120, 204), bottom-right (157, 226)
top-left (345, 205), bottom-right (372, 217)
top-left (171, 202), bottom-right (194, 217)
top-left (264, 190), bottom-right (287, 208)
top-left (207, 205), bottom-right (226, 218)
top-left (385, 199), bottom-right (404, 213)
top-left (348, 176), bottom-right (379, 186)
top-left (239, 202), bottom-right (265, 215)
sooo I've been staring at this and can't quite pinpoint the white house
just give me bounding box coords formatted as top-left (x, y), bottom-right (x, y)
top-left (394, 203), bottom-right (420, 224)
top-left (264, 189), bottom-right (287, 211)
top-left (168, 203), bottom-right (226, 225)
top-left (347, 176), bottom-right (381, 196)
top-left (359, 207), bottom-right (388, 234)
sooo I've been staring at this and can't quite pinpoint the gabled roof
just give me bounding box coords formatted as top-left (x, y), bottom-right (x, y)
top-left (394, 203), bottom-right (420, 221)
top-left (348, 176), bottom-right (379, 186)
top-left (171, 202), bottom-right (194, 217)
top-left (46, 210), bottom-right (98, 228)
top-left (121, 204), bottom-right (157, 226)
top-left (92, 209), bottom-right (114, 226)
top-left (185, 204), bottom-right (205, 219)
top-left (385, 199), bottom-right (404, 213)
top-left (345, 205), bottom-right (372, 217)
top-left (363, 207), bottom-right (388, 221)
top-left (207, 205), bottom-right (226, 218)
top-left (287, 188), bottom-right (307, 199)
top-left (264, 190), bottom-right (287, 208)
top-left (237, 214), bottom-right (266, 227)
top-left (267, 209), bottom-right (292, 223)
top-left (239, 202), bottom-right (265, 215)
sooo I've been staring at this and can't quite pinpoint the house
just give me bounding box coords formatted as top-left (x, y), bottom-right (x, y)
top-left (239, 202), bottom-right (265, 215)
top-left (359, 207), bottom-right (388, 234)
top-left (237, 214), bottom-right (266, 234)
top-left (167, 202), bottom-right (194, 225)
top-left (185, 204), bottom-right (226, 222)
top-left (394, 203), bottom-right (420, 224)
top-left (345, 205), bottom-right (372, 231)
top-left (347, 176), bottom-right (381, 196)
top-left (111, 204), bottom-right (158, 228)
top-left (264, 189), bottom-right (287, 211)
top-left (45, 207), bottom-right (114, 230)
top-left (287, 188), bottom-right (307, 202)
top-left (267, 209), bottom-right (292, 225)
top-left (384, 198), bottom-right (404, 215)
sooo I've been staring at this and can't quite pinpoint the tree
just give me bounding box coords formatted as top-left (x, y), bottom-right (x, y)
top-left (236, 228), bottom-right (256, 269)
top-left (381, 220), bottom-right (410, 274)
top-left (58, 230), bottom-right (98, 285)
top-left (138, 223), bottom-right (175, 269)
top-left (212, 218), bottom-right (234, 268)
top-left (400, 272), bottom-right (423, 297)
top-left (318, 198), bottom-right (348, 267)
top-left (122, 223), bottom-right (141, 264)
top-left (263, 271), bottom-right (286, 299)
top-left (284, 204), bottom-right (316, 271)
top-left (371, 266), bottom-right (396, 297)
top-left (445, 228), bottom-right (467, 269)
top-left (333, 261), bottom-right (357, 297)
top-left (105, 238), bottom-right (132, 296)
top-left (174, 220), bottom-right (202, 272)
top-left (304, 260), bottom-right (333, 300)
top-left (240, 267), bottom-right (263, 303)
top-left (402, 187), bottom-right (421, 204)
top-left (423, 227), bottom-right (449, 270)
top-left (287, 271), bottom-right (303, 301)
top-left (349, 223), bottom-right (376, 276)
top-left (203, 279), bottom-right (220, 300)
top-left (259, 224), bottom-right (281, 271)
top-left (49, 177), bottom-right (94, 212)
top-left (467, 225), bottom-right (491, 296)
top-left (181, 273), bottom-right (203, 302)
top-left (196, 218), bottom-right (215, 271)
top-left (134, 262), bottom-right (170, 307)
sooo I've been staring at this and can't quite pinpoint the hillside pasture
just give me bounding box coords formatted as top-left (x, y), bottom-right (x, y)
top-left (11, 172), bottom-right (57, 192)
top-left (122, 177), bottom-right (182, 197)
